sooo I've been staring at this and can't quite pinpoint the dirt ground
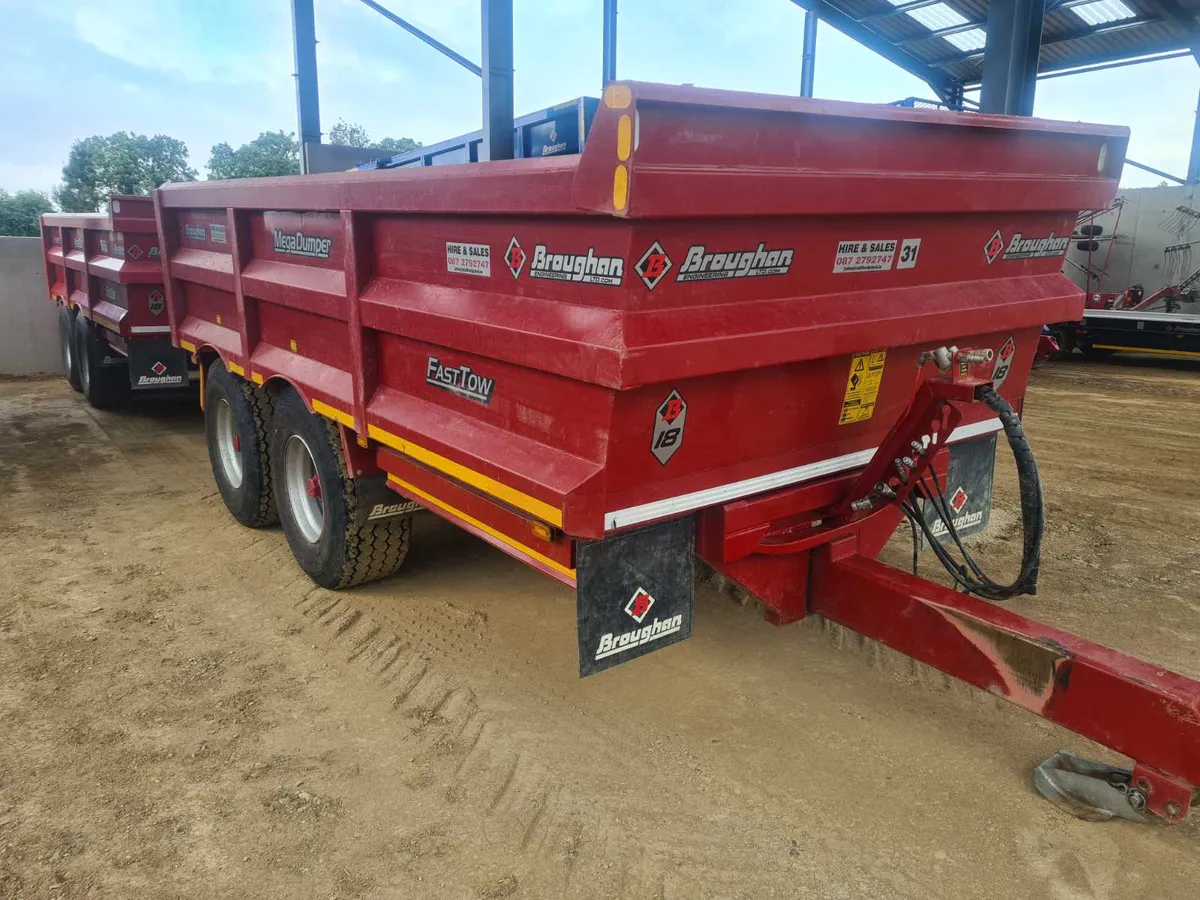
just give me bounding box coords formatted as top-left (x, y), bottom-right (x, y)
top-left (2, 356), bottom-right (1199, 900)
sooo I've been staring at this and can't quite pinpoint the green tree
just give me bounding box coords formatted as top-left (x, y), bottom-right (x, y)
top-left (374, 136), bottom-right (422, 155)
top-left (56, 132), bottom-right (196, 212)
top-left (329, 119), bottom-right (371, 147)
top-left (207, 131), bottom-right (300, 180)
top-left (327, 119), bottom-right (422, 155)
top-left (0, 189), bottom-right (55, 237)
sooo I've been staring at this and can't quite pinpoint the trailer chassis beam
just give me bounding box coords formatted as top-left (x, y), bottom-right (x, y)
top-left (811, 544), bottom-right (1199, 823)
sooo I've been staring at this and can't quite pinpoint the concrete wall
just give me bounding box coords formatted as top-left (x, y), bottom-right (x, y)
top-left (0, 237), bottom-right (60, 375)
top-left (1064, 184), bottom-right (1200, 296)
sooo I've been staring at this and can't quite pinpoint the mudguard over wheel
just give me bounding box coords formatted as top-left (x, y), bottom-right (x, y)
top-left (270, 390), bottom-right (411, 589)
top-left (59, 306), bottom-right (82, 392)
top-left (204, 361), bottom-right (277, 528)
top-left (72, 313), bottom-right (128, 409)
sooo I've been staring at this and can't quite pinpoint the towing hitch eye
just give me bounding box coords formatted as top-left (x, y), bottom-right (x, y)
top-left (1034, 751), bottom-right (1194, 824)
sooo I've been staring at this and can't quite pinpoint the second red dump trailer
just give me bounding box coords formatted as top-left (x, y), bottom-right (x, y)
top-left (41, 195), bottom-right (193, 407)
top-left (152, 82), bottom-right (1200, 823)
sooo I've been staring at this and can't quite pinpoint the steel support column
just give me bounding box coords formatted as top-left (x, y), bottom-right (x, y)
top-left (979, 0), bottom-right (1045, 115)
top-left (801, 10), bottom-right (818, 97)
top-left (602, 0), bottom-right (618, 86)
top-left (1189, 88), bottom-right (1200, 184)
top-left (481, 0), bottom-right (515, 162)
top-left (291, 0), bottom-right (321, 173)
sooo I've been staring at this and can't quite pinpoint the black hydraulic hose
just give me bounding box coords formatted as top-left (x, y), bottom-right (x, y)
top-left (983, 384), bottom-right (1043, 597)
top-left (906, 385), bottom-right (1044, 602)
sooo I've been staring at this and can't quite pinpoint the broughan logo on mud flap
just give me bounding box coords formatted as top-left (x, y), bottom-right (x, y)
top-left (932, 509), bottom-right (983, 537)
top-left (985, 230), bottom-right (1070, 264)
top-left (594, 614), bottom-right (684, 661)
top-left (273, 229), bottom-right (333, 260)
top-left (529, 244), bottom-right (624, 286)
top-left (138, 361), bottom-right (184, 387)
top-left (367, 500), bottom-right (421, 521)
top-left (676, 242), bottom-right (794, 282)
top-left (426, 357), bottom-right (495, 405)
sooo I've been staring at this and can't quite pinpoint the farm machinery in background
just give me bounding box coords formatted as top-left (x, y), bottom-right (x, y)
top-left (1052, 187), bottom-right (1200, 360)
top-left (41, 83), bottom-right (1200, 826)
top-left (41, 196), bottom-right (196, 407)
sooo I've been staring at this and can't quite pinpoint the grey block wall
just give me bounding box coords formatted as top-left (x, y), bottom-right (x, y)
top-left (0, 237), bottom-right (60, 375)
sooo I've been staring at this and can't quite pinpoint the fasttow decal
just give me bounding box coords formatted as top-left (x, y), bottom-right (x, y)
top-left (426, 357), bottom-right (495, 405)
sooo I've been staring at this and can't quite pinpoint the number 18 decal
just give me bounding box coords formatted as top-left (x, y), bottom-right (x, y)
top-left (896, 238), bottom-right (922, 270)
top-left (652, 390), bottom-right (688, 466)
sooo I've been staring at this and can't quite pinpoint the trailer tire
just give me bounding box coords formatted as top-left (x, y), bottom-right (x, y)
top-left (270, 390), bottom-right (411, 590)
top-left (204, 361), bottom-right (278, 528)
top-left (72, 313), bottom-right (128, 409)
top-left (59, 306), bottom-right (82, 392)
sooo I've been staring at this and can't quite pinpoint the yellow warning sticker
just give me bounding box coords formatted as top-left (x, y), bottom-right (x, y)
top-left (839, 350), bottom-right (887, 425)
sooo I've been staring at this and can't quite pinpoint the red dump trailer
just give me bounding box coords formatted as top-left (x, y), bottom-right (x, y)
top-left (151, 82), bottom-right (1199, 824)
top-left (40, 195), bottom-right (193, 407)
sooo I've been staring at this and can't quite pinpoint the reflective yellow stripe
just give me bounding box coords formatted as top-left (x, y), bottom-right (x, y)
top-left (198, 359), bottom-right (205, 411)
top-left (180, 339), bottom-right (197, 353)
top-left (311, 398), bottom-right (355, 429)
top-left (387, 475), bottom-right (575, 580)
top-left (1094, 344), bottom-right (1200, 358)
top-left (227, 361), bottom-right (245, 377)
top-left (250, 371), bottom-right (264, 385)
top-left (367, 423), bottom-right (563, 527)
top-left (613, 164), bottom-right (629, 211)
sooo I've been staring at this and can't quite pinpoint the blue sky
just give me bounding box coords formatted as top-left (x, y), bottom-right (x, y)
top-left (1, 0), bottom-right (1195, 193)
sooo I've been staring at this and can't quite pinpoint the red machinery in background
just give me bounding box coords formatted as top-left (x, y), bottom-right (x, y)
top-left (41, 196), bottom-right (194, 407)
top-left (141, 83), bottom-right (1196, 823)
top-left (1052, 200), bottom-right (1200, 360)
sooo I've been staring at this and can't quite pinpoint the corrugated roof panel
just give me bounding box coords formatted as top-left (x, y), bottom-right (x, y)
top-left (1070, 0), bottom-right (1137, 26)
top-left (943, 27), bottom-right (988, 51)
top-left (812, 0), bottom-right (1194, 86)
top-left (907, 4), bottom-right (970, 31)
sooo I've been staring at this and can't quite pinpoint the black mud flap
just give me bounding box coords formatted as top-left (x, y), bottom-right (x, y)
top-left (575, 518), bottom-right (695, 677)
top-left (921, 434), bottom-right (997, 541)
top-left (354, 474), bottom-right (422, 526)
top-left (128, 339), bottom-right (189, 390)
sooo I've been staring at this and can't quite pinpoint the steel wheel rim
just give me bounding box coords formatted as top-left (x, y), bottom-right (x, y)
top-left (214, 398), bottom-right (244, 489)
top-left (284, 434), bottom-right (324, 543)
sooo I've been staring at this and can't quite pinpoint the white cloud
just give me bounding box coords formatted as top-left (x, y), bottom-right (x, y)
top-left (67, 0), bottom-right (291, 88)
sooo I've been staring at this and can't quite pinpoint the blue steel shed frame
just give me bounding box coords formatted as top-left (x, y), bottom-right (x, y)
top-left (289, 0), bottom-right (1200, 181)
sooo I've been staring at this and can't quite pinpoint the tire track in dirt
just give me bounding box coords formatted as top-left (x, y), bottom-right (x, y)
top-left (283, 581), bottom-right (654, 898)
top-left (8, 373), bottom-right (1200, 899)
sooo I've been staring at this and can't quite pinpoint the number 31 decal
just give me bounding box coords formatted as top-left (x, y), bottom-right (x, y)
top-left (896, 238), bottom-right (922, 270)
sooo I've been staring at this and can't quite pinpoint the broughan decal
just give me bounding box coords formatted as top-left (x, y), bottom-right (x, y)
top-left (676, 242), bottom-right (794, 282)
top-left (985, 230), bottom-right (1070, 264)
top-left (528, 244), bottom-right (624, 286)
top-left (594, 614), bottom-right (684, 661)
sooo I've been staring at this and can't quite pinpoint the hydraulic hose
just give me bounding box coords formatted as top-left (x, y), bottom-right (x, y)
top-left (902, 385), bottom-right (1043, 602)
